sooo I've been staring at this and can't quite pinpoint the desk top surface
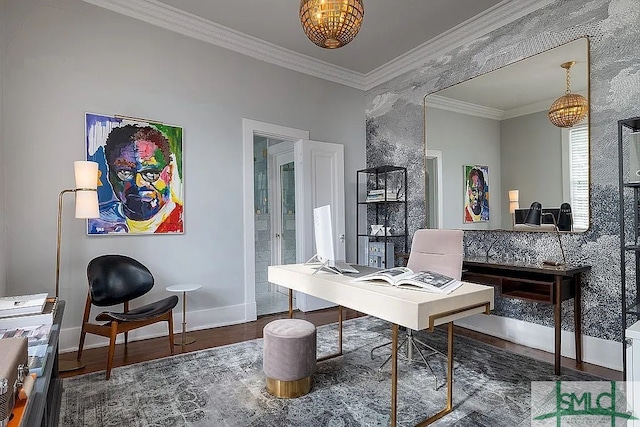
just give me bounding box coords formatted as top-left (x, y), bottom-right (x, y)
top-left (463, 257), bottom-right (591, 276)
top-left (268, 264), bottom-right (494, 330)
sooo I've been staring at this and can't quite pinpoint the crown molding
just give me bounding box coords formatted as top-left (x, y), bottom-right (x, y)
top-left (502, 99), bottom-right (552, 120)
top-left (426, 95), bottom-right (504, 120)
top-left (81, 0), bottom-right (366, 90)
top-left (364, 0), bottom-right (557, 90)
top-left (82, 0), bottom-right (553, 92)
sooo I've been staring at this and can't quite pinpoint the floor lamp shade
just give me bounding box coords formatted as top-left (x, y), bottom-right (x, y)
top-left (74, 160), bottom-right (98, 189)
top-left (75, 190), bottom-right (99, 218)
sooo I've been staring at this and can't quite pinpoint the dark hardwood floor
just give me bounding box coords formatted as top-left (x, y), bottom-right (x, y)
top-left (60, 307), bottom-right (621, 381)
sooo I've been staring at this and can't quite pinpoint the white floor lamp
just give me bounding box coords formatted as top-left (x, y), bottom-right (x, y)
top-left (57, 161), bottom-right (100, 372)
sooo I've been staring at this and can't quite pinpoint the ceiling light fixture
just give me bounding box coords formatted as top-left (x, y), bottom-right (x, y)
top-left (548, 61), bottom-right (589, 128)
top-left (299, 0), bottom-right (364, 49)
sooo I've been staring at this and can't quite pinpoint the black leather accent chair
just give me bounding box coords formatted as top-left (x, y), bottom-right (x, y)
top-left (77, 254), bottom-right (179, 379)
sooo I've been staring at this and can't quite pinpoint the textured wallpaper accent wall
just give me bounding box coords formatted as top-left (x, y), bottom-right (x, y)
top-left (365, 0), bottom-right (640, 341)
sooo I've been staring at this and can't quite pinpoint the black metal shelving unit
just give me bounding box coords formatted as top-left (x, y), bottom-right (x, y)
top-left (618, 116), bottom-right (640, 379)
top-left (356, 165), bottom-right (408, 268)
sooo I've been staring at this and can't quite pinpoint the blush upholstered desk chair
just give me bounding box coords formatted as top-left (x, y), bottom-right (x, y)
top-left (77, 254), bottom-right (179, 380)
top-left (370, 229), bottom-right (464, 386)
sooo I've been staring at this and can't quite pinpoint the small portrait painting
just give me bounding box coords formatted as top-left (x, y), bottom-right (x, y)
top-left (463, 165), bottom-right (489, 223)
top-left (85, 113), bottom-right (183, 235)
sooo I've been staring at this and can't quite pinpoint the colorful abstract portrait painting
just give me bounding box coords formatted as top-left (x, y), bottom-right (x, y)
top-left (85, 113), bottom-right (184, 235)
top-left (463, 165), bottom-right (489, 223)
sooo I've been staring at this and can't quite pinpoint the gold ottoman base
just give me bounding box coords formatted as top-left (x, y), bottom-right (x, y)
top-left (266, 375), bottom-right (312, 398)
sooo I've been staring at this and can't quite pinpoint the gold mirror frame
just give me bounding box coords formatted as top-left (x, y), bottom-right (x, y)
top-left (423, 37), bottom-right (590, 233)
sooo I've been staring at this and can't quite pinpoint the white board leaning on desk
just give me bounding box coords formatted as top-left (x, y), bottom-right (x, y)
top-left (351, 267), bottom-right (462, 294)
top-left (307, 204), bottom-right (358, 275)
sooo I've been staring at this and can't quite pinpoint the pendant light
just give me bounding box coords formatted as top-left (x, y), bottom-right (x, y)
top-left (548, 61), bottom-right (589, 128)
top-left (299, 0), bottom-right (364, 49)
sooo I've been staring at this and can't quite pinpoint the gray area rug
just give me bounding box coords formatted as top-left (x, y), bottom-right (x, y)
top-left (60, 316), bottom-right (601, 426)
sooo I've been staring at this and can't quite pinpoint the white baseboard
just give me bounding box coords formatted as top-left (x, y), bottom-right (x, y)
top-left (60, 305), bottom-right (623, 373)
top-left (59, 303), bottom-right (250, 353)
top-left (455, 314), bottom-right (622, 372)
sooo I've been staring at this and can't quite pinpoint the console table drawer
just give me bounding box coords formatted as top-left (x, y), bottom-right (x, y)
top-left (462, 272), bottom-right (574, 304)
top-left (463, 271), bottom-right (502, 286)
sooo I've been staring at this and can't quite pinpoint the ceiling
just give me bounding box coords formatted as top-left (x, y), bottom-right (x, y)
top-left (83, 0), bottom-right (556, 90)
top-left (430, 38), bottom-right (589, 116)
top-left (154, 0), bottom-right (504, 74)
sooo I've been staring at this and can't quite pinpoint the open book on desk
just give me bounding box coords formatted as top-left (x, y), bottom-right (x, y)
top-left (351, 267), bottom-right (462, 294)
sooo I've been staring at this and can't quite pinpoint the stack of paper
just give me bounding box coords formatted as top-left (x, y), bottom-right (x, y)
top-left (0, 293), bottom-right (48, 318)
top-left (0, 298), bottom-right (58, 329)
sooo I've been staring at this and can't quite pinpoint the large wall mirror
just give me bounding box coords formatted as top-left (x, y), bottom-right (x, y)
top-left (424, 37), bottom-right (590, 232)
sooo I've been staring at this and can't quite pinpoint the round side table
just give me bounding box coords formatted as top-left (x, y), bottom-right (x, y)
top-left (166, 284), bottom-right (202, 347)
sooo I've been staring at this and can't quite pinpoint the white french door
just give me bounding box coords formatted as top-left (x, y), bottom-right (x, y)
top-left (294, 139), bottom-right (345, 312)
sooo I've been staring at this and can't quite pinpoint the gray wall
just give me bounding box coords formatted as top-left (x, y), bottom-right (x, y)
top-left (500, 111), bottom-right (563, 227)
top-left (367, 0), bottom-right (640, 345)
top-left (1, 0), bottom-right (365, 347)
top-left (426, 107), bottom-right (501, 230)
top-left (428, 107), bottom-right (573, 230)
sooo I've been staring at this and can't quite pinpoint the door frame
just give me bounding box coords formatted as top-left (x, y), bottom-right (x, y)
top-left (242, 119), bottom-right (309, 321)
top-left (426, 149), bottom-right (444, 229)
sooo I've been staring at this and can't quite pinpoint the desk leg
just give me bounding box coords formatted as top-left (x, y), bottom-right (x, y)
top-left (554, 275), bottom-right (562, 375)
top-left (574, 274), bottom-right (583, 368)
top-left (391, 323), bottom-right (398, 427)
top-left (318, 305), bottom-right (343, 362)
top-left (288, 289), bottom-right (293, 319)
top-left (415, 322), bottom-right (454, 426)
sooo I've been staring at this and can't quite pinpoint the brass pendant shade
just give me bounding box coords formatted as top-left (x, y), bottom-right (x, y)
top-left (548, 61), bottom-right (588, 128)
top-left (299, 0), bottom-right (364, 49)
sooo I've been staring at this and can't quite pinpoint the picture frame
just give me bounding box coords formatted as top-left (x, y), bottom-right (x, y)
top-left (85, 113), bottom-right (184, 235)
top-left (463, 164), bottom-right (489, 223)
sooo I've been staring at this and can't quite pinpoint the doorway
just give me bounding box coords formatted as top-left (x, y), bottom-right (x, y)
top-left (253, 137), bottom-right (297, 316)
top-left (243, 119), bottom-right (309, 321)
top-left (242, 120), bottom-right (346, 319)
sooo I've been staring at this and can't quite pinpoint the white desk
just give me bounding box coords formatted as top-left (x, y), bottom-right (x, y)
top-left (268, 264), bottom-right (494, 427)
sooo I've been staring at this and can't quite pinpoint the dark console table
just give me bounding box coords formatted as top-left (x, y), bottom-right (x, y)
top-left (462, 259), bottom-right (590, 375)
top-left (22, 300), bottom-right (64, 427)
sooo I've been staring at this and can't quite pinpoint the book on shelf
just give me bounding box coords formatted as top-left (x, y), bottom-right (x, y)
top-left (366, 189), bottom-right (404, 202)
top-left (0, 293), bottom-right (48, 318)
top-left (366, 190), bottom-right (400, 202)
top-left (27, 344), bottom-right (48, 377)
top-left (0, 298), bottom-right (58, 329)
top-left (351, 267), bottom-right (462, 294)
top-left (0, 323), bottom-right (52, 347)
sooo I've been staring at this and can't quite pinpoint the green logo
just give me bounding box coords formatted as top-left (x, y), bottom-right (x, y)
top-left (531, 381), bottom-right (637, 426)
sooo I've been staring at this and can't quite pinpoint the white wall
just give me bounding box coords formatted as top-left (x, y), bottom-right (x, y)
top-left (426, 107), bottom-right (501, 230)
top-left (1, 0), bottom-right (365, 350)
